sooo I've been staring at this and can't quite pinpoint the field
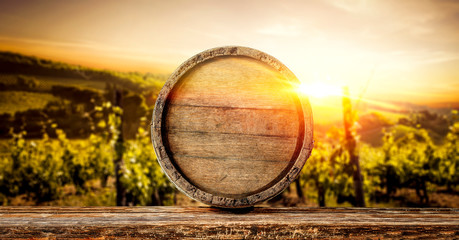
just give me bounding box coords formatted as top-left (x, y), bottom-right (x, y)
top-left (0, 91), bottom-right (60, 114)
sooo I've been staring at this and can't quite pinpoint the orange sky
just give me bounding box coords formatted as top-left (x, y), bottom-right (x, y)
top-left (0, 0), bottom-right (458, 105)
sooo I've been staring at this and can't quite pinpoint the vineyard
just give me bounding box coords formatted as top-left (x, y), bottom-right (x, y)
top-left (301, 116), bottom-right (459, 207)
top-left (0, 104), bottom-right (174, 206)
top-left (0, 52), bottom-right (458, 207)
top-left (0, 101), bottom-right (457, 207)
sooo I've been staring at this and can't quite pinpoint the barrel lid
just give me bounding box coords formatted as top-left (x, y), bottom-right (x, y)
top-left (152, 46), bottom-right (313, 208)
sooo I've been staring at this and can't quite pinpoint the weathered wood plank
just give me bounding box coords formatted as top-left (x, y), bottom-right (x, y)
top-left (170, 155), bottom-right (293, 197)
top-left (0, 207), bottom-right (457, 239)
top-left (166, 130), bottom-right (297, 160)
top-left (167, 131), bottom-right (298, 197)
top-left (165, 104), bottom-right (299, 137)
top-left (169, 56), bottom-right (297, 109)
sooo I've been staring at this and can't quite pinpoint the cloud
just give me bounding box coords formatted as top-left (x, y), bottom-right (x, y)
top-left (257, 24), bottom-right (302, 37)
top-left (326, 0), bottom-right (368, 13)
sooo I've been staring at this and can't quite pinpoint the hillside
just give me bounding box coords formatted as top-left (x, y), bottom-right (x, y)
top-left (0, 51), bottom-right (171, 139)
top-left (0, 51), bottom-right (167, 93)
top-left (1, 51), bottom-right (457, 144)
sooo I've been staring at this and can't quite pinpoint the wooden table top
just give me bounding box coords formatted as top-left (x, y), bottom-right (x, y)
top-left (1, 207), bottom-right (457, 239)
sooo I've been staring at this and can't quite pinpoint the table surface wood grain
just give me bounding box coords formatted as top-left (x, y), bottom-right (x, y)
top-left (0, 207), bottom-right (457, 239)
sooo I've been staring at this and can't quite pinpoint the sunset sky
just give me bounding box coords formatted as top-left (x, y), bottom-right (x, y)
top-left (0, 0), bottom-right (458, 105)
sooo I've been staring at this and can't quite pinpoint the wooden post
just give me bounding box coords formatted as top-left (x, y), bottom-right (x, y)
top-left (295, 178), bottom-right (305, 203)
top-left (342, 87), bottom-right (365, 207)
top-left (114, 89), bottom-right (127, 206)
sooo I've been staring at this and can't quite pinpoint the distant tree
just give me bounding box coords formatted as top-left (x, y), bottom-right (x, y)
top-left (17, 75), bottom-right (38, 90)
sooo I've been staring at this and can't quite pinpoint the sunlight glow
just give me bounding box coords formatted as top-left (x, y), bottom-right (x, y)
top-left (297, 82), bottom-right (342, 98)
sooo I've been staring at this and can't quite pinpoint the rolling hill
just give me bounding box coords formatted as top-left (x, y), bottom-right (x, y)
top-left (0, 51), bottom-right (167, 93)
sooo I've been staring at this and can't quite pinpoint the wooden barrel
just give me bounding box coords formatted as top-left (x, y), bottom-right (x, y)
top-left (151, 46), bottom-right (313, 208)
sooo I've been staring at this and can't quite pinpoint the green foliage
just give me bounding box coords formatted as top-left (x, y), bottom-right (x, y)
top-left (437, 121), bottom-right (459, 188)
top-left (0, 101), bottom-right (174, 206)
top-left (301, 139), bottom-right (357, 206)
top-left (0, 131), bottom-right (68, 203)
top-left (301, 110), bottom-right (459, 207)
top-left (121, 127), bottom-right (175, 206)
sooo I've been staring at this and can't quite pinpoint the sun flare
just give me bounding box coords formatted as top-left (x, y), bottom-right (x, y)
top-left (297, 82), bottom-right (342, 98)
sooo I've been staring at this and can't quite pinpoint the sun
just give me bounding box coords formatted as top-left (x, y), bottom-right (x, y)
top-left (297, 82), bottom-right (342, 98)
